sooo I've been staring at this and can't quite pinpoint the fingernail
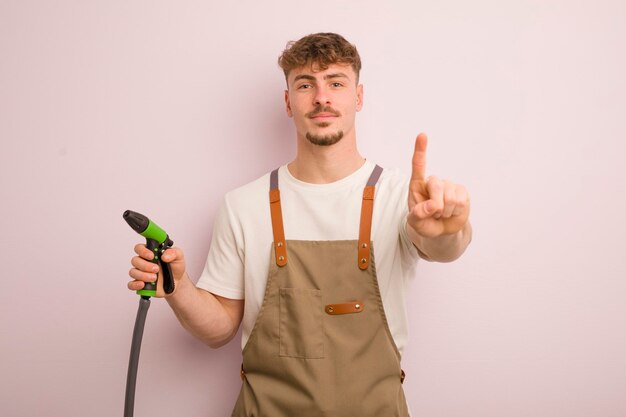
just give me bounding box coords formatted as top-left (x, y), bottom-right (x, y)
top-left (423, 201), bottom-right (431, 214)
top-left (152, 265), bottom-right (159, 273)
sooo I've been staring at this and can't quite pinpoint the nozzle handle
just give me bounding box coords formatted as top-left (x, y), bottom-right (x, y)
top-left (138, 238), bottom-right (161, 297)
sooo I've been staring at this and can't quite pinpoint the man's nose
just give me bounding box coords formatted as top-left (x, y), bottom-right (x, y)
top-left (313, 86), bottom-right (331, 105)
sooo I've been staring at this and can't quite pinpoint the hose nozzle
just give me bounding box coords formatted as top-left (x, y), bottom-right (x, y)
top-left (123, 210), bottom-right (168, 244)
top-left (123, 210), bottom-right (175, 296)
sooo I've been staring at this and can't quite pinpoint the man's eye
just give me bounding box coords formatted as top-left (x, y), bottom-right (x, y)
top-left (331, 82), bottom-right (343, 88)
top-left (298, 84), bottom-right (313, 89)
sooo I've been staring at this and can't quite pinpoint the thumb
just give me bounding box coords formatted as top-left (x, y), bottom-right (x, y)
top-left (161, 247), bottom-right (184, 263)
top-left (159, 247), bottom-right (187, 283)
top-left (411, 200), bottom-right (435, 220)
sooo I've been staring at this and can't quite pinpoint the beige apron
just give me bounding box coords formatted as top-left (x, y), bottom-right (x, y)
top-left (232, 165), bottom-right (408, 417)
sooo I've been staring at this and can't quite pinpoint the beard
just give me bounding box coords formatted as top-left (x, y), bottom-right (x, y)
top-left (304, 105), bottom-right (343, 146)
top-left (305, 129), bottom-right (344, 146)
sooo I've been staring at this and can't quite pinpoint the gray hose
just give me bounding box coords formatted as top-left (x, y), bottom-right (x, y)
top-left (124, 296), bottom-right (151, 417)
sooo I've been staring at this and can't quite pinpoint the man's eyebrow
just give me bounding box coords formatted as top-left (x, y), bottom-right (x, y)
top-left (292, 72), bottom-right (350, 82)
top-left (293, 74), bottom-right (316, 82)
top-left (323, 72), bottom-right (349, 80)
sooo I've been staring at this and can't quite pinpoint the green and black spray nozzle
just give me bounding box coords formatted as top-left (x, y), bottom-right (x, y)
top-left (123, 210), bottom-right (175, 297)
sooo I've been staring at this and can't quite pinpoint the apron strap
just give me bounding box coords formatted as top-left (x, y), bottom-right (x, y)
top-left (269, 169), bottom-right (288, 266)
top-left (358, 165), bottom-right (383, 270)
top-left (269, 164), bottom-right (383, 269)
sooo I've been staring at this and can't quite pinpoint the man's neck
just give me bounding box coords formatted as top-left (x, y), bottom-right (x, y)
top-left (288, 133), bottom-right (365, 184)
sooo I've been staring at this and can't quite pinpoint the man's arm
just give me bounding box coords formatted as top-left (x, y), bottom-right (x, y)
top-left (166, 273), bottom-right (244, 348)
top-left (129, 245), bottom-right (244, 348)
top-left (406, 133), bottom-right (472, 262)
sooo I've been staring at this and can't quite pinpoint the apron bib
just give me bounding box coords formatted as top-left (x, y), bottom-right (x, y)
top-left (232, 165), bottom-right (408, 417)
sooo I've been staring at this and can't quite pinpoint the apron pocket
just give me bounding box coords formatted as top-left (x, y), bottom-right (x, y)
top-left (279, 287), bottom-right (325, 359)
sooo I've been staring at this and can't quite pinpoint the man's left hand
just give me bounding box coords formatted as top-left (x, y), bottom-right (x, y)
top-left (407, 133), bottom-right (470, 238)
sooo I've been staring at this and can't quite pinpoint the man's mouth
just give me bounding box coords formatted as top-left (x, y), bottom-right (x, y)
top-left (307, 107), bottom-right (341, 120)
top-left (311, 114), bottom-right (338, 122)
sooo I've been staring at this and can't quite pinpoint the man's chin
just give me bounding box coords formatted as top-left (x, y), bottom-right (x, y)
top-left (305, 131), bottom-right (344, 146)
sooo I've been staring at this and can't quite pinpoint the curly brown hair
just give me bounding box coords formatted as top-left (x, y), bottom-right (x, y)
top-left (278, 33), bottom-right (362, 82)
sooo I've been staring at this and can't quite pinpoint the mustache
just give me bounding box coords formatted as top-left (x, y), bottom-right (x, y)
top-left (306, 106), bottom-right (341, 118)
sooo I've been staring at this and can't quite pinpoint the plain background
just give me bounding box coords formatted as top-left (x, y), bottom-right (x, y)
top-left (1, 1), bottom-right (625, 416)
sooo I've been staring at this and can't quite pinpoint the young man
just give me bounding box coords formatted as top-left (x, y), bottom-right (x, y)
top-left (129, 33), bottom-right (471, 416)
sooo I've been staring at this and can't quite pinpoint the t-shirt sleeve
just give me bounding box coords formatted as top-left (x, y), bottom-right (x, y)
top-left (399, 205), bottom-right (421, 263)
top-left (196, 194), bottom-right (245, 300)
top-left (396, 178), bottom-right (421, 265)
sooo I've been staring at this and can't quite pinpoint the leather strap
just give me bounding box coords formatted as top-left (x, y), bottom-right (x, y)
top-left (358, 165), bottom-right (383, 270)
top-left (269, 169), bottom-right (287, 266)
top-left (269, 165), bottom-right (383, 269)
top-left (325, 301), bottom-right (364, 315)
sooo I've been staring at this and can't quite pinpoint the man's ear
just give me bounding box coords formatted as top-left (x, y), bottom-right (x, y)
top-left (285, 90), bottom-right (293, 117)
top-left (356, 84), bottom-right (364, 112)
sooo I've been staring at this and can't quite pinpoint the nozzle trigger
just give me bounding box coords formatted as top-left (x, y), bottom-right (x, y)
top-left (160, 260), bottom-right (175, 294)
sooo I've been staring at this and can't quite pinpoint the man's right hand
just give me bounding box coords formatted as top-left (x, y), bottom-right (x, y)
top-left (128, 244), bottom-right (187, 297)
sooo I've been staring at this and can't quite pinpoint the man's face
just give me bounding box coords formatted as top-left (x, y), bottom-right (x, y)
top-left (285, 63), bottom-right (363, 146)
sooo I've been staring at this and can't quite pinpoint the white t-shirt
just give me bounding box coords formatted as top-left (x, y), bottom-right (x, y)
top-left (197, 160), bottom-right (420, 355)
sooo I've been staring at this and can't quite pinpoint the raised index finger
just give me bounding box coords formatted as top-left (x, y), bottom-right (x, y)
top-left (411, 133), bottom-right (428, 182)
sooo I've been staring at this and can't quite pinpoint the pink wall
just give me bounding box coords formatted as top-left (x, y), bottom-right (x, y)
top-left (1, 1), bottom-right (625, 416)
